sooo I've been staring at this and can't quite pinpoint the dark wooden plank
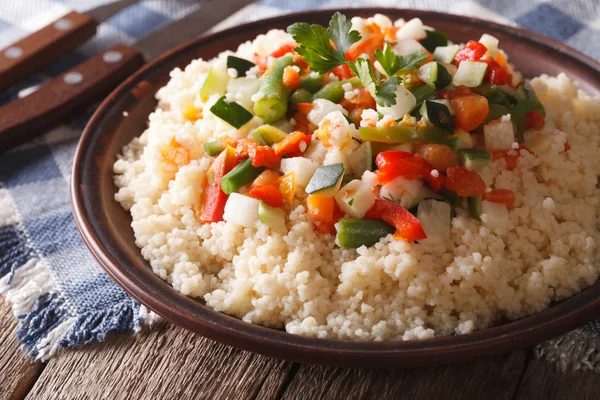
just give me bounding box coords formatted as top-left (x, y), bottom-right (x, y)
top-left (515, 354), bottom-right (600, 400)
top-left (24, 321), bottom-right (294, 400)
top-left (0, 298), bottom-right (44, 400)
top-left (281, 351), bottom-right (528, 400)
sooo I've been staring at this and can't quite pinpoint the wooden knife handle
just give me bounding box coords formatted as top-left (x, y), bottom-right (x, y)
top-left (0, 11), bottom-right (97, 91)
top-left (0, 45), bottom-right (144, 152)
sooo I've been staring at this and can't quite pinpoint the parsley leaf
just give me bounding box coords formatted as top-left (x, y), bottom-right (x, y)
top-left (287, 12), bottom-right (360, 74)
top-left (350, 58), bottom-right (402, 107)
top-left (328, 12), bottom-right (361, 55)
top-left (374, 43), bottom-right (428, 76)
top-left (376, 77), bottom-right (403, 107)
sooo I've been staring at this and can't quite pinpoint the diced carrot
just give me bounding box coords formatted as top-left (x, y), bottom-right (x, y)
top-left (307, 194), bottom-right (336, 233)
top-left (273, 131), bottom-right (311, 156)
top-left (332, 63), bottom-right (355, 80)
top-left (346, 33), bottom-right (385, 61)
top-left (278, 172), bottom-right (296, 204)
top-left (491, 146), bottom-right (533, 171)
top-left (252, 169), bottom-right (281, 188)
top-left (160, 137), bottom-right (190, 167)
top-left (495, 51), bottom-right (508, 68)
top-left (270, 43), bottom-right (296, 58)
top-left (183, 105), bottom-right (202, 121)
top-left (249, 184), bottom-right (285, 208)
top-left (236, 138), bottom-right (281, 168)
top-left (295, 102), bottom-right (315, 114)
top-left (283, 66), bottom-right (300, 90)
top-left (452, 93), bottom-right (489, 132)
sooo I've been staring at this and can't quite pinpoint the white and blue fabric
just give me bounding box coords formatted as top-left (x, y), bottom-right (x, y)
top-left (0, 0), bottom-right (598, 371)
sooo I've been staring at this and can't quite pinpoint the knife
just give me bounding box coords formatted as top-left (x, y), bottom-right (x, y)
top-left (0, 0), bottom-right (139, 91)
top-left (0, 0), bottom-right (255, 152)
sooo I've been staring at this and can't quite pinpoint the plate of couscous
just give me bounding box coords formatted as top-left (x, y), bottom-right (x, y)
top-left (72, 9), bottom-right (600, 367)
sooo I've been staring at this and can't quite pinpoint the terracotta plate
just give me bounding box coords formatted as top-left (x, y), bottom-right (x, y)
top-left (72, 8), bottom-right (600, 368)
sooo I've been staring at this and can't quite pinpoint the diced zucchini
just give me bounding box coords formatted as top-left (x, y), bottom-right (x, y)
top-left (479, 34), bottom-right (499, 57)
top-left (481, 200), bottom-right (510, 230)
top-left (448, 129), bottom-right (474, 150)
top-left (453, 61), bottom-right (488, 88)
top-left (200, 66), bottom-right (230, 101)
top-left (416, 199), bottom-right (452, 245)
top-left (335, 218), bottom-right (395, 248)
top-left (420, 100), bottom-right (454, 133)
top-left (484, 116), bottom-right (515, 151)
top-left (347, 141), bottom-right (373, 178)
top-left (468, 195), bottom-right (483, 219)
top-left (418, 62), bottom-right (452, 89)
top-left (458, 148), bottom-right (491, 171)
top-left (251, 124), bottom-right (287, 145)
top-left (203, 140), bottom-right (225, 156)
top-left (226, 55), bottom-right (255, 76)
top-left (334, 179), bottom-right (376, 218)
top-left (420, 30), bottom-right (448, 52)
top-left (258, 200), bottom-right (286, 232)
top-left (223, 193), bottom-right (259, 227)
top-left (210, 96), bottom-right (254, 129)
top-left (280, 157), bottom-right (318, 189)
top-left (305, 163), bottom-right (345, 196)
top-left (433, 44), bottom-right (460, 64)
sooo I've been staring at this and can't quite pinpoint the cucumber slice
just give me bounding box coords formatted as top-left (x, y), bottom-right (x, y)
top-left (347, 141), bottom-right (373, 178)
top-left (453, 61), bottom-right (488, 88)
top-left (226, 55), bottom-right (255, 76)
top-left (200, 66), bottom-right (230, 101)
top-left (458, 148), bottom-right (491, 171)
top-left (479, 34), bottom-right (499, 57)
top-left (468, 195), bottom-right (483, 219)
top-left (433, 44), bottom-right (460, 64)
top-left (335, 218), bottom-right (395, 248)
top-left (420, 30), bottom-right (449, 52)
top-left (258, 200), bottom-right (286, 231)
top-left (420, 100), bottom-right (454, 133)
top-left (305, 163), bottom-right (345, 196)
top-left (251, 124), bottom-right (287, 145)
top-left (418, 62), bottom-right (452, 89)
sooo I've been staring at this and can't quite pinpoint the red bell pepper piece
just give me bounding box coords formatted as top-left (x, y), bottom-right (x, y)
top-left (331, 63), bottom-right (356, 80)
top-left (483, 188), bottom-right (515, 209)
top-left (491, 146), bottom-right (533, 171)
top-left (524, 110), bottom-right (544, 130)
top-left (249, 184), bottom-right (284, 208)
top-left (481, 56), bottom-right (512, 86)
top-left (270, 43), bottom-right (296, 58)
top-left (375, 151), bottom-right (444, 191)
top-left (236, 138), bottom-right (281, 168)
top-left (444, 166), bottom-right (486, 197)
top-left (454, 41), bottom-right (488, 63)
top-left (364, 199), bottom-right (427, 242)
top-left (201, 147), bottom-right (238, 223)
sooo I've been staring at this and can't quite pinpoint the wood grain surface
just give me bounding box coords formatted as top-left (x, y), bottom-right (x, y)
top-left (0, 316), bottom-right (593, 400)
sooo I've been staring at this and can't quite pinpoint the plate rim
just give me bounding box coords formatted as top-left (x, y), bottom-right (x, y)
top-left (71, 7), bottom-right (600, 368)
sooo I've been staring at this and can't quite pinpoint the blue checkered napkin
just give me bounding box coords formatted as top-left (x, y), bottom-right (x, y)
top-left (0, 0), bottom-right (599, 371)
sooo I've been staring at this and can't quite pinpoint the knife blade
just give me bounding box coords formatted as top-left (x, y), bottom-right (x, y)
top-left (0, 0), bottom-right (256, 152)
top-left (0, 0), bottom-right (139, 91)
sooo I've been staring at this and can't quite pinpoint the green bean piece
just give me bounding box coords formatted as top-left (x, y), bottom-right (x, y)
top-left (221, 159), bottom-right (265, 195)
top-left (290, 88), bottom-right (313, 104)
top-left (335, 218), bottom-right (395, 248)
top-left (253, 54), bottom-right (294, 123)
top-left (313, 77), bottom-right (361, 103)
top-left (203, 140), bottom-right (226, 156)
top-left (300, 73), bottom-right (324, 93)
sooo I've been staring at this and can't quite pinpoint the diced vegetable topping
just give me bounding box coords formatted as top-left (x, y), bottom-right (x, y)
top-left (210, 96), bottom-right (253, 128)
top-left (194, 13), bottom-right (546, 248)
top-left (335, 218), bottom-right (395, 248)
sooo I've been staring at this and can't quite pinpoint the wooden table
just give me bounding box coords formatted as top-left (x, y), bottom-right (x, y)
top-left (1, 298), bottom-right (599, 399)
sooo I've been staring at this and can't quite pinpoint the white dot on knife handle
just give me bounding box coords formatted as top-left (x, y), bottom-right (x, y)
top-left (103, 51), bottom-right (123, 64)
top-left (54, 18), bottom-right (73, 31)
top-left (64, 72), bottom-right (83, 85)
top-left (4, 46), bottom-right (23, 59)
